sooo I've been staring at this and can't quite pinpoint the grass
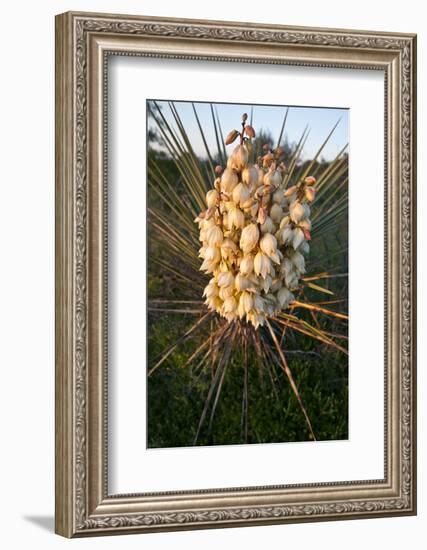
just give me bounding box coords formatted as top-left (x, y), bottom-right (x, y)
top-left (147, 310), bottom-right (348, 447)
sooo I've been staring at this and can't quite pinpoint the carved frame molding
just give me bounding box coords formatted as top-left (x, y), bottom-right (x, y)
top-left (55, 11), bottom-right (416, 537)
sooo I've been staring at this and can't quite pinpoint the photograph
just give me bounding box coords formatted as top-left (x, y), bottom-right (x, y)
top-left (146, 100), bottom-right (350, 448)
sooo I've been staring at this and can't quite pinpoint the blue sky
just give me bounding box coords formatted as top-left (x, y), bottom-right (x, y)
top-left (148, 100), bottom-right (349, 162)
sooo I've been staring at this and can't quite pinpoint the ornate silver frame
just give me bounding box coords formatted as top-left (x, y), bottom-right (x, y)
top-left (55, 11), bottom-right (417, 537)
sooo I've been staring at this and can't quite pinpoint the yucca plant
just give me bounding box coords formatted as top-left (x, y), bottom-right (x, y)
top-left (147, 101), bottom-right (348, 447)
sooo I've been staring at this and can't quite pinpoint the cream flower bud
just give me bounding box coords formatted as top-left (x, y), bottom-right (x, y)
top-left (298, 219), bottom-right (311, 231)
top-left (270, 203), bottom-right (283, 223)
top-left (261, 274), bottom-right (273, 293)
top-left (200, 258), bottom-right (217, 273)
top-left (285, 270), bottom-right (299, 289)
top-left (222, 212), bottom-right (231, 230)
top-left (241, 165), bottom-right (259, 188)
top-left (206, 189), bottom-right (219, 208)
top-left (228, 205), bottom-right (245, 229)
top-left (220, 168), bottom-right (238, 193)
top-left (220, 238), bottom-right (237, 258)
top-left (227, 144), bottom-right (249, 171)
top-left (280, 226), bottom-right (294, 246)
top-left (256, 167), bottom-right (265, 185)
top-left (254, 252), bottom-right (272, 279)
top-left (223, 296), bottom-right (237, 314)
top-left (304, 186), bottom-right (316, 202)
top-left (240, 223), bottom-right (259, 253)
top-left (300, 241), bottom-right (310, 255)
top-left (264, 169), bottom-right (282, 188)
top-left (277, 287), bottom-right (294, 308)
top-left (206, 225), bottom-right (223, 247)
top-left (203, 281), bottom-right (218, 298)
top-left (264, 294), bottom-right (277, 315)
top-left (281, 257), bottom-right (294, 276)
top-left (239, 291), bottom-right (254, 314)
top-left (220, 260), bottom-right (230, 272)
top-left (289, 201), bottom-right (306, 223)
top-left (272, 188), bottom-right (285, 204)
top-left (201, 217), bottom-right (216, 230)
top-left (260, 233), bottom-right (277, 256)
top-left (291, 250), bottom-right (305, 273)
top-left (219, 286), bottom-right (235, 300)
top-left (241, 198), bottom-right (254, 210)
top-left (204, 246), bottom-right (221, 263)
top-left (224, 312), bottom-right (237, 323)
top-left (253, 294), bottom-right (265, 313)
top-left (247, 312), bottom-right (263, 329)
top-left (292, 227), bottom-right (305, 249)
top-left (205, 295), bottom-right (221, 311)
top-left (218, 271), bottom-right (234, 288)
top-left (250, 202), bottom-right (259, 218)
top-left (260, 216), bottom-right (274, 234)
top-left (279, 215), bottom-right (290, 229)
top-left (232, 182), bottom-right (250, 206)
top-left (240, 254), bottom-right (254, 276)
top-left (235, 273), bottom-right (253, 292)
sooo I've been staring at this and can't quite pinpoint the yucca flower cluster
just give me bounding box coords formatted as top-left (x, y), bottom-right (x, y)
top-left (195, 114), bottom-right (316, 328)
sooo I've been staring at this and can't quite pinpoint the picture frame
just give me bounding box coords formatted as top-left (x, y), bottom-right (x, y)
top-left (55, 11), bottom-right (417, 537)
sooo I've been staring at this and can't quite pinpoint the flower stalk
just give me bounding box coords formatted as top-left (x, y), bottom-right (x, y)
top-left (195, 115), bottom-right (317, 328)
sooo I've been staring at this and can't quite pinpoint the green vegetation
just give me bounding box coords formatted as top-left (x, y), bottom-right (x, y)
top-left (146, 101), bottom-right (348, 448)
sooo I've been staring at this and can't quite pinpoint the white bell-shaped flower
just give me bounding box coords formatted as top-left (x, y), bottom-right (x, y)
top-left (240, 223), bottom-right (259, 253)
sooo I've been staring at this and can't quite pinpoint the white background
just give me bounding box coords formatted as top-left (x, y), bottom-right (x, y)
top-left (109, 59), bottom-right (384, 493)
top-left (0, 1), bottom-right (424, 548)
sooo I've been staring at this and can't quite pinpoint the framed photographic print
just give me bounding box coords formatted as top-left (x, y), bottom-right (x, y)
top-left (55, 11), bottom-right (417, 537)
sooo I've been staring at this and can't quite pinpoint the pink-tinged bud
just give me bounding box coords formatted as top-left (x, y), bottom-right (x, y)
top-left (225, 129), bottom-right (239, 145)
top-left (304, 186), bottom-right (316, 202)
top-left (244, 125), bottom-right (255, 138)
top-left (284, 185), bottom-right (297, 197)
top-left (303, 229), bottom-right (312, 241)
